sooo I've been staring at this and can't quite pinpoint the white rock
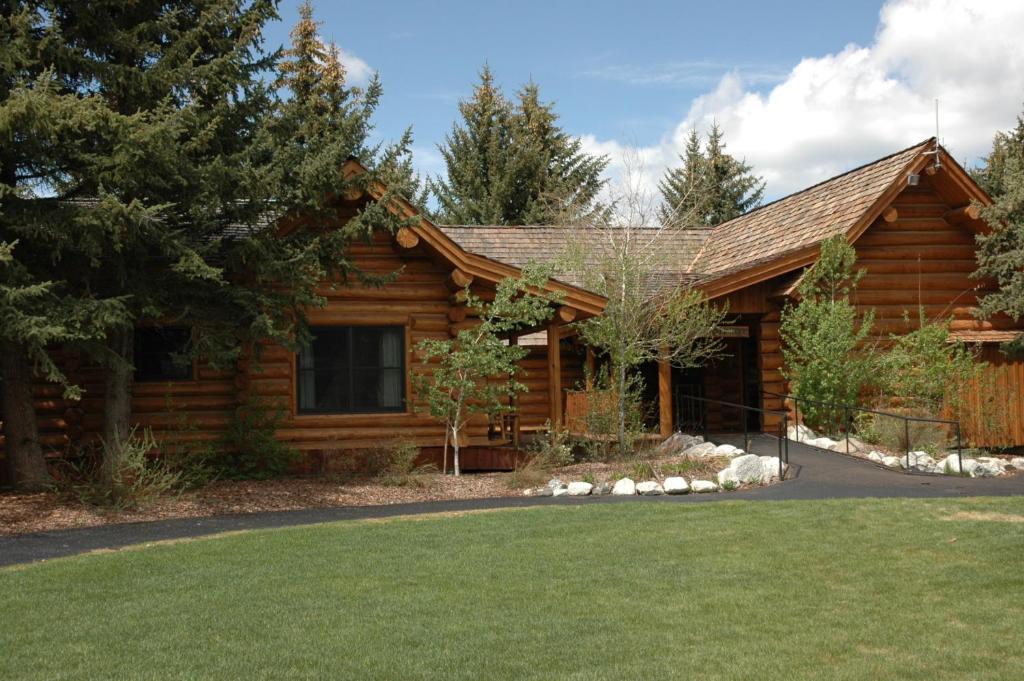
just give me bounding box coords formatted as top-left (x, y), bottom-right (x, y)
top-left (978, 457), bottom-right (1009, 469)
top-left (937, 455), bottom-right (965, 474)
top-left (806, 437), bottom-right (839, 450)
top-left (846, 436), bottom-right (870, 453)
top-left (827, 442), bottom-right (848, 453)
top-left (611, 478), bottom-right (636, 496)
top-left (690, 480), bottom-right (719, 493)
top-left (867, 451), bottom-right (885, 463)
top-left (906, 451), bottom-right (936, 470)
top-left (882, 456), bottom-right (902, 468)
top-left (1010, 457), bottom-right (1024, 470)
top-left (636, 481), bottom-right (664, 495)
top-left (552, 487), bottom-right (570, 497)
top-left (973, 461), bottom-right (1004, 478)
top-left (592, 482), bottom-right (613, 496)
top-left (656, 432), bottom-right (703, 456)
top-left (760, 456), bottom-right (786, 481)
top-left (729, 453), bottom-right (765, 483)
top-left (713, 443), bottom-right (743, 457)
top-left (664, 477), bottom-right (690, 494)
top-left (567, 481), bottom-right (593, 496)
top-left (547, 478), bottom-right (566, 490)
top-left (683, 442), bottom-right (718, 458)
top-left (717, 468), bottom-right (739, 487)
top-left (787, 424), bottom-right (817, 442)
top-left (960, 458), bottom-right (980, 476)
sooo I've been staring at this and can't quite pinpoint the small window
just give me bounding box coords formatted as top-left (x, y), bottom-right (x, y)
top-left (297, 326), bottom-right (405, 414)
top-left (134, 327), bottom-right (193, 382)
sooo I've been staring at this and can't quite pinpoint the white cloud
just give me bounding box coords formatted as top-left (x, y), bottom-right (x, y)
top-left (337, 46), bottom-right (373, 86)
top-left (584, 0), bottom-right (1024, 201)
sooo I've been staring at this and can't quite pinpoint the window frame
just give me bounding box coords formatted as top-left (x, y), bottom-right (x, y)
top-left (295, 325), bottom-right (407, 416)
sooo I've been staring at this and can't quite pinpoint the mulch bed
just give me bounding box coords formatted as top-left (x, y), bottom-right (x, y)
top-left (0, 452), bottom-right (771, 537)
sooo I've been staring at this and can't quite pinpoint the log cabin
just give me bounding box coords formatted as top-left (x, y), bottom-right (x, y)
top-left (2, 138), bottom-right (1023, 480)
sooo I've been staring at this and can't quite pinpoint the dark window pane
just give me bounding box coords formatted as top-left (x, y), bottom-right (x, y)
top-left (297, 326), bottom-right (405, 414)
top-left (134, 328), bottom-right (192, 382)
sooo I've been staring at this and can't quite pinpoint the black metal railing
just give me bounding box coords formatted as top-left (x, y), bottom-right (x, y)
top-left (674, 393), bottom-right (790, 480)
top-left (763, 390), bottom-right (964, 475)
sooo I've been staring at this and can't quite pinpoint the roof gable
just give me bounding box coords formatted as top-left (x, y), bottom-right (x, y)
top-left (694, 139), bottom-right (941, 298)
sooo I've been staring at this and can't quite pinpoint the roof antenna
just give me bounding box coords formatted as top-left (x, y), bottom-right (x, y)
top-left (923, 98), bottom-right (942, 170)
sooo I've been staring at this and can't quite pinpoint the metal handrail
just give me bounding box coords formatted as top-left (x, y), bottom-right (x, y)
top-left (763, 390), bottom-right (963, 475)
top-left (674, 392), bottom-right (789, 480)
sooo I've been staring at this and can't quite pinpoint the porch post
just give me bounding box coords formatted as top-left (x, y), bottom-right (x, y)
top-left (547, 322), bottom-right (562, 428)
top-left (658, 352), bottom-right (673, 438)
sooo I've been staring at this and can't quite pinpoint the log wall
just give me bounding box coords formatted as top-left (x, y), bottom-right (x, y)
top-left (0, 230), bottom-right (582, 477)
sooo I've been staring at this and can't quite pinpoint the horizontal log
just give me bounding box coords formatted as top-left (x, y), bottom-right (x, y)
top-left (859, 258), bottom-right (978, 274)
top-left (319, 284), bottom-right (450, 302)
top-left (557, 306), bottom-right (578, 323)
top-left (448, 269), bottom-right (474, 290)
top-left (944, 204), bottom-right (982, 224)
top-left (395, 227), bottom-right (420, 249)
top-left (856, 230), bottom-right (975, 247)
top-left (882, 206), bottom-right (899, 223)
top-left (856, 273), bottom-right (978, 290)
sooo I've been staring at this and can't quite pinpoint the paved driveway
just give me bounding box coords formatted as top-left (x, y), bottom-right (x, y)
top-left (2, 435), bottom-right (1021, 567)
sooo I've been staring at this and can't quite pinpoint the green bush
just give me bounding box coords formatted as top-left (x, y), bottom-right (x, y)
top-left (780, 235), bottom-right (875, 435)
top-left (218, 397), bottom-right (296, 479)
top-left (61, 427), bottom-right (181, 510)
top-left (529, 420), bottom-right (575, 468)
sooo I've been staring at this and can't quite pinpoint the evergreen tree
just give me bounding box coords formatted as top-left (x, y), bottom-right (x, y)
top-left (0, 0), bottom-right (413, 485)
top-left (431, 67), bottom-right (607, 224)
top-left (658, 123), bottom-right (764, 228)
top-left (658, 129), bottom-right (705, 227)
top-left (974, 111), bottom-right (1024, 345)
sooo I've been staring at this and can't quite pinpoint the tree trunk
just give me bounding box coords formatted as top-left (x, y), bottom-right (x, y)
top-left (1, 341), bottom-right (52, 489)
top-left (451, 404), bottom-right (462, 477)
top-left (617, 358), bottom-right (627, 458)
top-left (101, 326), bottom-right (135, 483)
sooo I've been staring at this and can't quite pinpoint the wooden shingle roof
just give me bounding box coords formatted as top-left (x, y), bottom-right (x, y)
top-left (692, 138), bottom-right (934, 288)
top-left (439, 225), bottom-right (708, 294)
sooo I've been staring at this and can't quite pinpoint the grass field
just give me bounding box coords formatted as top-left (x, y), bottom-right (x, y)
top-left (2, 497), bottom-right (1024, 680)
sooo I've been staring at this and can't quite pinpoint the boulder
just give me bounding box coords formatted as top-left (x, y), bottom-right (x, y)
top-left (867, 451), bottom-right (885, 464)
top-left (729, 453), bottom-right (765, 483)
top-left (978, 457), bottom-right (1009, 469)
top-left (664, 477), bottom-right (689, 494)
top-left (717, 468), bottom-right (739, 487)
top-left (881, 456), bottom-right (902, 468)
top-left (526, 486), bottom-right (553, 497)
top-left (656, 432), bottom-right (703, 456)
top-left (690, 480), bottom-right (719, 493)
top-left (846, 436), bottom-right (870, 453)
top-left (592, 482), bottom-right (613, 496)
top-left (973, 461), bottom-right (1004, 478)
top-left (806, 437), bottom-right (839, 450)
top-left (960, 458), bottom-right (980, 476)
top-left (905, 451), bottom-right (936, 471)
top-left (713, 443), bottom-right (743, 457)
top-left (611, 478), bottom-right (636, 496)
top-left (1010, 457), bottom-right (1024, 471)
top-left (787, 424), bottom-right (817, 442)
top-left (759, 456), bottom-right (786, 481)
top-left (552, 486), bottom-right (570, 497)
top-left (683, 442), bottom-right (718, 458)
top-left (937, 455), bottom-right (965, 474)
top-left (567, 481), bottom-right (593, 496)
top-left (547, 478), bottom-right (566, 490)
top-left (636, 481), bottom-right (664, 496)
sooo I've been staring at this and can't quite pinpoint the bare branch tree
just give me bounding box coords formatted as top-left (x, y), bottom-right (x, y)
top-left (560, 148), bottom-right (728, 456)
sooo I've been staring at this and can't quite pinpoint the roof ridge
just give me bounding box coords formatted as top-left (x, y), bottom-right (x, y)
top-left (710, 137), bottom-right (935, 230)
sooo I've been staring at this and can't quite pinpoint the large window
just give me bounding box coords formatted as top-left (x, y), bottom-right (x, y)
top-left (297, 326), bottom-right (405, 414)
top-left (134, 327), bottom-right (193, 382)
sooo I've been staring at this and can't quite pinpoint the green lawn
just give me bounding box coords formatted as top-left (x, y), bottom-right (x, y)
top-left (3, 498), bottom-right (1024, 680)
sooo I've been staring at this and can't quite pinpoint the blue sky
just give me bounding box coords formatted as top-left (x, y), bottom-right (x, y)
top-left (263, 1), bottom-right (1024, 200)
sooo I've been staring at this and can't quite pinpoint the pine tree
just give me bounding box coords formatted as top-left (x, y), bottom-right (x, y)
top-left (658, 129), bottom-right (705, 227)
top-left (974, 111), bottom-right (1024, 343)
top-left (658, 123), bottom-right (765, 228)
top-left (0, 0), bottom-right (413, 486)
top-left (431, 67), bottom-right (607, 225)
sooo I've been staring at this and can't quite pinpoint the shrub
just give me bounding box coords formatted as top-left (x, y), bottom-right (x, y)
top-left (529, 420), bottom-right (575, 468)
top-left (218, 397), bottom-right (296, 479)
top-left (574, 368), bottom-right (647, 461)
top-left (780, 235), bottom-right (876, 434)
top-left (61, 427), bottom-right (181, 510)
